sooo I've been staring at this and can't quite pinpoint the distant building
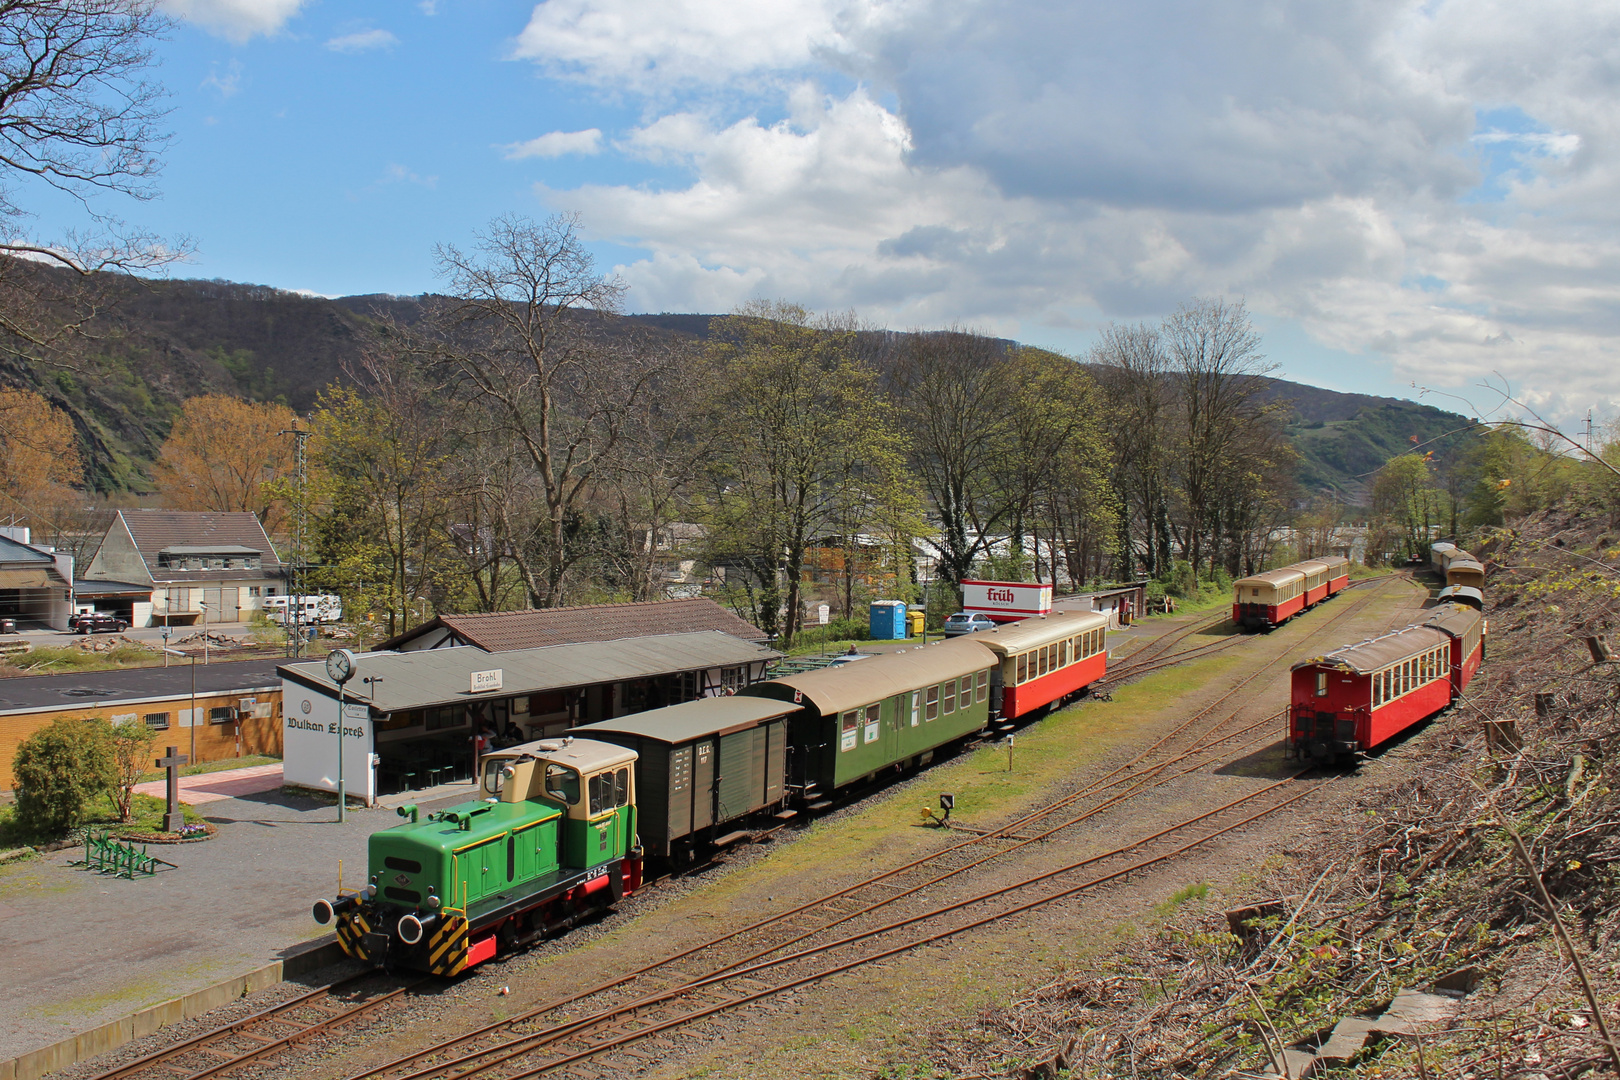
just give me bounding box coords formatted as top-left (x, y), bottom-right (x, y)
top-left (0, 527), bottom-right (74, 631)
top-left (83, 511), bottom-right (286, 627)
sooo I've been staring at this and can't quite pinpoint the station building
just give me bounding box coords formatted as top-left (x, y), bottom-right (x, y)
top-left (0, 658), bottom-right (284, 790)
top-left (278, 630), bottom-right (781, 804)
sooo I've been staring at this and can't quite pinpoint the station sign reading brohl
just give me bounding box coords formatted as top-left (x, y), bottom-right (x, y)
top-left (961, 579), bottom-right (1053, 621)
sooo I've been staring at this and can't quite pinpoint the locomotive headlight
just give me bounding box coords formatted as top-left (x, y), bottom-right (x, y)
top-left (365, 882), bottom-right (378, 898)
top-left (426, 894), bottom-right (441, 910)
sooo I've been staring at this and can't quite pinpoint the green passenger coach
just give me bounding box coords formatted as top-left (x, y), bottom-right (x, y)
top-left (741, 638), bottom-right (999, 803)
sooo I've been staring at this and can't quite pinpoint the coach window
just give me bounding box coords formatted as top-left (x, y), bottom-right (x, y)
top-left (926, 685), bottom-right (939, 720)
top-left (1017, 653), bottom-right (1028, 683)
top-left (961, 675), bottom-right (973, 704)
top-left (976, 670), bottom-right (988, 702)
top-left (841, 711), bottom-right (858, 751)
top-left (863, 704), bottom-right (881, 743)
top-left (909, 691), bottom-right (921, 727)
top-left (1372, 675), bottom-right (1381, 708)
top-left (1038, 647), bottom-right (1049, 677)
top-left (943, 679), bottom-right (956, 714)
top-left (1315, 672), bottom-right (1328, 697)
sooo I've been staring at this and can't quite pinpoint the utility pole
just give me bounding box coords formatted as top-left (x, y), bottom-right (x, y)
top-left (279, 421), bottom-right (312, 660)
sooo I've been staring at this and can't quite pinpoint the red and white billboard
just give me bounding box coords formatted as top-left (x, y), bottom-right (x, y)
top-left (961, 579), bottom-right (1053, 622)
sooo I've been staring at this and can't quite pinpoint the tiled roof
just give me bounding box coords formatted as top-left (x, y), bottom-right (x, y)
top-left (379, 597), bottom-right (769, 652)
top-left (115, 511), bottom-right (284, 572)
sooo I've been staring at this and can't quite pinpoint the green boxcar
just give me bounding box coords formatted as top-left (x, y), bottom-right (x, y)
top-left (740, 638), bottom-right (998, 800)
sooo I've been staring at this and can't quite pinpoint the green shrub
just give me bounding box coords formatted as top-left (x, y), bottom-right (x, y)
top-left (12, 717), bottom-right (117, 836)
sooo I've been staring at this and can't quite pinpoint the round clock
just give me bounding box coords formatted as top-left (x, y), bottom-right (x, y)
top-left (325, 648), bottom-right (357, 685)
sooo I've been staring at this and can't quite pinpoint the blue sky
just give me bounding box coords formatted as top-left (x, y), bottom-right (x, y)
top-left (22, 0), bottom-right (1620, 424)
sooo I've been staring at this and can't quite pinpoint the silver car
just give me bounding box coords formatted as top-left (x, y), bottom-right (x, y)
top-left (942, 612), bottom-right (997, 636)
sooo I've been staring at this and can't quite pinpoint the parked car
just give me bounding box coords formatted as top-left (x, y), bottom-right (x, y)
top-left (942, 612), bottom-right (998, 637)
top-left (0, 617), bottom-right (16, 634)
top-left (71, 612), bottom-right (128, 634)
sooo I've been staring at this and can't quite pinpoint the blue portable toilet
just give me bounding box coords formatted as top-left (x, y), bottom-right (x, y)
top-left (869, 600), bottom-right (907, 640)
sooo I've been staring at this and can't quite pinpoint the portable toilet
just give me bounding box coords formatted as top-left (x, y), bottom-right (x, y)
top-left (869, 600), bottom-right (907, 640)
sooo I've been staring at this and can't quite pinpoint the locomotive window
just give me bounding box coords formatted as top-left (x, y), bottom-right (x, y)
top-left (1315, 672), bottom-right (1327, 697)
top-left (926, 685), bottom-right (939, 720)
top-left (545, 763), bottom-right (580, 805)
top-left (614, 767), bottom-right (629, 807)
top-left (384, 856), bottom-right (422, 873)
top-left (589, 772), bottom-right (611, 815)
top-left (977, 670), bottom-right (988, 701)
top-left (943, 679), bottom-right (956, 714)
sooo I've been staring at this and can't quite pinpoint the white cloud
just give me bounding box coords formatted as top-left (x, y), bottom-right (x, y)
top-left (200, 60), bottom-right (243, 98)
top-left (381, 164), bottom-right (438, 189)
top-left (326, 28), bottom-right (401, 53)
top-left (502, 129), bottom-right (604, 159)
top-left (162, 0), bottom-right (305, 42)
top-left (515, 0), bottom-right (1620, 422)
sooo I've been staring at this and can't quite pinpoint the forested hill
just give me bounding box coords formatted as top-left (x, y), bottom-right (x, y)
top-left (3, 275), bottom-right (1474, 502)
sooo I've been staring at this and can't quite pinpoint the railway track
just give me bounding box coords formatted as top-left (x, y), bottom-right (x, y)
top-left (345, 574), bottom-right (1418, 1080)
top-left (86, 972), bottom-right (431, 1080)
top-left (354, 776), bottom-right (1321, 1080)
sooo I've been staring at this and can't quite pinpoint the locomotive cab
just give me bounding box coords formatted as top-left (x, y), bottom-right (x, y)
top-left (314, 737), bottom-right (639, 976)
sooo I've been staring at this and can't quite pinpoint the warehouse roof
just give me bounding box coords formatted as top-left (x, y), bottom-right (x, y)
top-left (0, 658), bottom-right (285, 716)
top-left (573, 695), bottom-right (800, 744)
top-left (280, 631), bottom-right (781, 713)
top-left (376, 597), bottom-right (769, 652)
top-left (743, 637), bottom-right (997, 716)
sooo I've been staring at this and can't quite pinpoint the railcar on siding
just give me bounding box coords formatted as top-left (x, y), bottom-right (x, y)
top-left (741, 640), bottom-right (997, 805)
top-left (313, 737), bottom-right (638, 975)
top-left (1421, 603), bottom-right (1486, 692)
top-left (1289, 626), bottom-right (1458, 761)
top-left (1232, 567), bottom-right (1307, 630)
top-left (1445, 556), bottom-right (1486, 590)
top-left (1294, 560), bottom-right (1332, 606)
top-left (1430, 542), bottom-right (1457, 574)
top-left (570, 696), bottom-right (793, 862)
top-left (969, 610), bottom-right (1109, 720)
top-left (1316, 555), bottom-right (1352, 597)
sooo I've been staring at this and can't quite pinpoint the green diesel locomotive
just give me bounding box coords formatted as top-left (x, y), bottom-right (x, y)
top-left (313, 737), bottom-right (641, 975)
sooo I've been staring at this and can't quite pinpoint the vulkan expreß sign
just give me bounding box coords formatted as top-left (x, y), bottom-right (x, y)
top-left (960, 579), bottom-right (1053, 620)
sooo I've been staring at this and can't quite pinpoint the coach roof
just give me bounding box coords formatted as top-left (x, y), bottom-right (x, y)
top-left (743, 638), bottom-right (997, 716)
top-left (972, 610), bottom-right (1108, 655)
top-left (1295, 625), bottom-right (1452, 675)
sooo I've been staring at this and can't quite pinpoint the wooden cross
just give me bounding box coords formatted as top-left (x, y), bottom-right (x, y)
top-left (155, 746), bottom-right (189, 832)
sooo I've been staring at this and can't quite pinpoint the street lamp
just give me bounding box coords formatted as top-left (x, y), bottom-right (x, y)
top-left (164, 647), bottom-right (197, 765)
top-left (199, 600), bottom-right (210, 665)
top-left (326, 648), bottom-right (358, 824)
top-left (414, 596), bottom-right (428, 629)
top-left (160, 625), bottom-right (171, 668)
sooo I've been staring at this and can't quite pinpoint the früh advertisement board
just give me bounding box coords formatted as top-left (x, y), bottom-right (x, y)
top-left (961, 579), bottom-right (1053, 623)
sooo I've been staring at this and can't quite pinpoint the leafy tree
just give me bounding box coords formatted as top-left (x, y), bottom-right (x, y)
top-left (12, 716), bottom-right (116, 835)
top-left (151, 394), bottom-right (298, 530)
top-left (107, 719), bottom-right (155, 822)
top-left (1370, 453), bottom-right (1438, 562)
top-left (0, 386), bottom-right (82, 523)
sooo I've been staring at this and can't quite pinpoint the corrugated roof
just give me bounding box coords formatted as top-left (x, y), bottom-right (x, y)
top-left (73, 579), bottom-right (152, 595)
top-left (1295, 625), bottom-right (1451, 675)
top-left (971, 610), bottom-right (1108, 655)
top-left (572, 695), bottom-right (800, 744)
top-left (280, 631), bottom-right (781, 713)
top-left (376, 597), bottom-right (769, 652)
top-left (112, 511), bottom-right (283, 576)
top-left (1234, 567), bottom-right (1305, 588)
top-left (743, 637), bottom-right (997, 716)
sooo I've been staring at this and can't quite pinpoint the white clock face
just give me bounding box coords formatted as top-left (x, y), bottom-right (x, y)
top-left (326, 649), bottom-right (354, 684)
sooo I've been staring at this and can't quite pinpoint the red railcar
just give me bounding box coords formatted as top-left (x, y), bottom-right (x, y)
top-left (1295, 560), bottom-right (1332, 606)
top-left (1317, 555), bottom-right (1351, 597)
top-left (1289, 624), bottom-right (1458, 760)
top-left (1232, 568), bottom-right (1306, 630)
top-left (973, 610), bottom-right (1109, 720)
top-left (1421, 603), bottom-right (1486, 691)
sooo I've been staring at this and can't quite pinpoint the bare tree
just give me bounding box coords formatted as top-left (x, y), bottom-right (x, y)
top-left (1092, 322), bottom-right (1174, 577)
top-left (1163, 297), bottom-right (1275, 583)
top-left (432, 213), bottom-right (669, 607)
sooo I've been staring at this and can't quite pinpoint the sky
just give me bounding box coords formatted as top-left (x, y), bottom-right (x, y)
top-left (22, 0), bottom-right (1620, 427)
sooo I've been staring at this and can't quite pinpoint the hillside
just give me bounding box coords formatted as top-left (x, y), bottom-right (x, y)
top-left (1, 276), bottom-right (1478, 502)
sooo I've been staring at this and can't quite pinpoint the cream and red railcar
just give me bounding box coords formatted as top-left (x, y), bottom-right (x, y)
top-left (1232, 568), bottom-right (1307, 630)
top-left (1289, 605), bottom-right (1483, 761)
top-left (1294, 560), bottom-right (1333, 606)
top-left (972, 610), bottom-right (1109, 720)
top-left (1315, 555), bottom-right (1351, 597)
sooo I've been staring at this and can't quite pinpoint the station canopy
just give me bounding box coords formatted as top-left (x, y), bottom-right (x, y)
top-left (280, 631), bottom-right (780, 714)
